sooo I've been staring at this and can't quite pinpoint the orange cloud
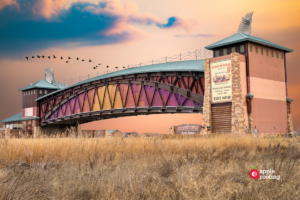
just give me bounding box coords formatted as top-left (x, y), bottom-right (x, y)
top-left (31, 0), bottom-right (65, 19)
top-left (0, 0), bottom-right (18, 10)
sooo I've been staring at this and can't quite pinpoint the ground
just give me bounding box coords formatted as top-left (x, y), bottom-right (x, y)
top-left (0, 135), bottom-right (300, 199)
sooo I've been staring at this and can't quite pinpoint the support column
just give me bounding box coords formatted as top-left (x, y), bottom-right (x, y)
top-left (246, 93), bottom-right (254, 134)
top-left (5, 128), bottom-right (10, 139)
top-left (231, 53), bottom-right (247, 135)
top-left (200, 59), bottom-right (212, 134)
top-left (286, 98), bottom-right (294, 136)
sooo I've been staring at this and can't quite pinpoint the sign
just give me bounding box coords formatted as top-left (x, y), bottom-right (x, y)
top-left (210, 59), bottom-right (232, 103)
top-left (25, 108), bottom-right (33, 117)
top-left (174, 124), bottom-right (201, 135)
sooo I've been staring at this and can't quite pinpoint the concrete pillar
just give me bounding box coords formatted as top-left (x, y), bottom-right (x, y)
top-left (104, 129), bottom-right (109, 138)
top-left (5, 128), bottom-right (10, 139)
top-left (77, 124), bottom-right (83, 138)
top-left (168, 126), bottom-right (175, 135)
top-left (33, 126), bottom-right (42, 138)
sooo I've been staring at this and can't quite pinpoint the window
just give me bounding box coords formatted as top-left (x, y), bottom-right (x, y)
top-left (281, 54), bottom-right (284, 60)
top-left (241, 45), bottom-right (245, 52)
top-left (31, 90), bottom-right (32, 95)
top-left (45, 90), bottom-right (47, 94)
top-left (215, 51), bottom-right (219, 57)
top-left (232, 47), bottom-right (235, 53)
top-left (261, 48), bottom-right (263, 55)
top-left (271, 51), bottom-right (274, 57)
top-left (266, 50), bottom-right (269, 56)
top-left (250, 46), bottom-right (252, 52)
top-left (255, 47), bottom-right (258, 54)
top-left (223, 49), bottom-right (227, 55)
top-left (276, 52), bottom-right (279, 59)
top-left (34, 90), bottom-right (35, 94)
top-left (23, 92), bottom-right (25, 96)
top-left (40, 90), bottom-right (42, 94)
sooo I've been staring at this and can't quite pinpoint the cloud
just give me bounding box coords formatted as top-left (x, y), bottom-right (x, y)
top-left (174, 33), bottom-right (223, 38)
top-left (0, 0), bottom-right (18, 10)
top-left (158, 16), bottom-right (196, 31)
top-left (0, 0), bottom-right (197, 57)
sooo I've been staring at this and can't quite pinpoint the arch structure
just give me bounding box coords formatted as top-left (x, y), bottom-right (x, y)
top-left (36, 60), bottom-right (205, 126)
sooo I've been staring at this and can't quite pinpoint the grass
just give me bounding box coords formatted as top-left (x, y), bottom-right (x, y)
top-left (0, 135), bottom-right (300, 199)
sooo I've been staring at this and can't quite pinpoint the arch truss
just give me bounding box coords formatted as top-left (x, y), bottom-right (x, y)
top-left (38, 72), bottom-right (205, 126)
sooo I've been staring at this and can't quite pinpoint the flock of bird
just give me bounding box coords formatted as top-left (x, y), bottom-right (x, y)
top-left (25, 55), bottom-right (128, 70)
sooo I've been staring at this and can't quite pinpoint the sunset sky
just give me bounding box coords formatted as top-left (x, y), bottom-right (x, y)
top-left (0, 0), bottom-right (299, 133)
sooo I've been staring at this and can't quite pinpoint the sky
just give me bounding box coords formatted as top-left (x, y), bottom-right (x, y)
top-left (0, 0), bottom-right (299, 134)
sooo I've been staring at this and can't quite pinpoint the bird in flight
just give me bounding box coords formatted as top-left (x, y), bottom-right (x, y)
top-left (82, 59), bottom-right (85, 61)
top-left (123, 66), bottom-right (126, 69)
top-left (106, 65), bottom-right (109, 68)
top-left (37, 55), bottom-right (40, 58)
top-left (89, 59), bottom-right (92, 62)
top-left (48, 56), bottom-right (51, 59)
top-left (32, 56), bottom-right (34, 58)
top-left (68, 57), bottom-right (71, 59)
top-left (61, 56), bottom-right (63, 59)
top-left (42, 55), bottom-right (45, 58)
top-left (25, 57), bottom-right (28, 60)
top-left (53, 55), bottom-right (56, 59)
top-left (98, 63), bottom-right (101, 65)
top-left (77, 57), bottom-right (79, 60)
top-left (66, 61), bottom-right (69, 63)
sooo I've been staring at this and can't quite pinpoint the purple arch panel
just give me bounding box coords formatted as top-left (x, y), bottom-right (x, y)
top-left (167, 93), bottom-right (179, 106)
top-left (125, 86), bottom-right (135, 107)
top-left (132, 84), bottom-right (141, 103)
top-left (138, 87), bottom-right (149, 107)
top-left (65, 102), bottom-right (71, 116)
top-left (183, 99), bottom-right (195, 107)
top-left (152, 90), bottom-right (163, 106)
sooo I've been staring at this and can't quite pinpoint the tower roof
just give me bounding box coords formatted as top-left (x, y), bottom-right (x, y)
top-left (205, 33), bottom-right (293, 53)
top-left (18, 79), bottom-right (66, 91)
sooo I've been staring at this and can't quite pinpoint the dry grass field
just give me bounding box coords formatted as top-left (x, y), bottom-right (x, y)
top-left (0, 135), bottom-right (300, 199)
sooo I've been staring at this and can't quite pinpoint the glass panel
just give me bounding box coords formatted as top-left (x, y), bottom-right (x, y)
top-left (215, 51), bottom-right (219, 57)
top-left (82, 93), bottom-right (90, 113)
top-left (159, 89), bottom-right (169, 105)
top-left (74, 98), bottom-right (81, 114)
top-left (276, 52), bottom-right (278, 58)
top-left (250, 46), bottom-right (252, 52)
top-left (102, 88), bottom-right (112, 110)
top-left (261, 48), bottom-right (263, 55)
top-left (231, 47), bottom-right (235, 53)
top-left (223, 49), bottom-right (227, 55)
top-left (34, 90), bottom-right (35, 94)
top-left (145, 86), bottom-right (155, 105)
top-left (266, 50), bottom-right (269, 56)
top-left (176, 94), bottom-right (186, 106)
top-left (92, 90), bottom-right (101, 111)
top-left (281, 54), bottom-right (284, 60)
top-left (240, 45), bottom-right (245, 52)
top-left (40, 90), bottom-right (42, 94)
top-left (125, 86), bottom-right (135, 108)
top-left (152, 90), bottom-right (163, 106)
top-left (255, 47), bottom-right (258, 54)
top-left (183, 99), bottom-right (195, 106)
top-left (131, 84), bottom-right (141, 104)
top-left (167, 93), bottom-right (179, 106)
top-left (138, 87), bottom-right (149, 107)
top-left (114, 87), bottom-right (123, 109)
top-left (45, 90), bottom-right (47, 94)
top-left (119, 84), bottom-right (128, 105)
top-left (271, 51), bottom-right (274, 57)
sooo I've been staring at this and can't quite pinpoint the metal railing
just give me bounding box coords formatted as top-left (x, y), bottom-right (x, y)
top-left (56, 49), bottom-right (213, 88)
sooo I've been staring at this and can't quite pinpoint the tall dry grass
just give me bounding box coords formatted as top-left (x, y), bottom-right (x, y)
top-left (0, 135), bottom-right (300, 199)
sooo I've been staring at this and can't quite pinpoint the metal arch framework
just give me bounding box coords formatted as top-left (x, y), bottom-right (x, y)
top-left (38, 71), bottom-right (205, 126)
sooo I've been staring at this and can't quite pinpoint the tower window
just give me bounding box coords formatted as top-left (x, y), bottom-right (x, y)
top-left (240, 45), bottom-right (245, 52)
top-left (250, 46), bottom-right (252, 52)
top-left (276, 52), bottom-right (279, 59)
top-left (40, 90), bottom-right (42, 94)
top-left (261, 48), bottom-right (263, 55)
top-left (266, 50), bottom-right (269, 56)
top-left (271, 51), bottom-right (274, 57)
top-left (23, 92), bottom-right (25, 96)
top-left (232, 47), bottom-right (236, 53)
top-left (45, 90), bottom-right (47, 94)
top-left (255, 47), bottom-right (258, 54)
top-left (215, 51), bottom-right (219, 57)
top-left (281, 54), bottom-right (284, 60)
top-left (223, 49), bottom-right (227, 55)
top-left (34, 90), bottom-right (35, 94)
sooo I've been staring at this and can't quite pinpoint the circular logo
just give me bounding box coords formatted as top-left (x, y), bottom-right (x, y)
top-left (249, 169), bottom-right (260, 179)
